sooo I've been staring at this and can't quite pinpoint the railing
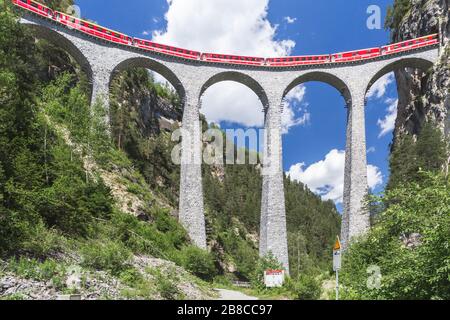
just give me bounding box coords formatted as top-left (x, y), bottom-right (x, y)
top-left (13, 0), bottom-right (440, 68)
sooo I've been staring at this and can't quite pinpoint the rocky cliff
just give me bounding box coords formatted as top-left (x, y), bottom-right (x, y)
top-left (391, 0), bottom-right (450, 142)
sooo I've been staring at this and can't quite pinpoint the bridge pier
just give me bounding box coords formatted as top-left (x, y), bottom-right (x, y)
top-left (341, 91), bottom-right (370, 250)
top-left (90, 66), bottom-right (114, 129)
top-left (260, 94), bottom-right (289, 272)
top-left (179, 93), bottom-right (207, 249)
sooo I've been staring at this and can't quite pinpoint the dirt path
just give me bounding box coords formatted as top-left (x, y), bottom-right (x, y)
top-left (215, 289), bottom-right (259, 300)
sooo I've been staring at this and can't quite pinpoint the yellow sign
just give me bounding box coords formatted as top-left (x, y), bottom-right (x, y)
top-left (333, 236), bottom-right (341, 251)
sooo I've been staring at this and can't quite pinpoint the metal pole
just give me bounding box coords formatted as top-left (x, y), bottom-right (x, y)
top-left (335, 270), bottom-right (339, 300)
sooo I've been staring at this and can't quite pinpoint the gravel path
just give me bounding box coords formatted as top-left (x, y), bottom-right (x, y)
top-left (215, 289), bottom-right (258, 300)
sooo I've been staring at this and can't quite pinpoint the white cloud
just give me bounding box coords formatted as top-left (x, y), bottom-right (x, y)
top-left (201, 82), bottom-right (264, 127)
top-left (377, 98), bottom-right (398, 138)
top-left (367, 146), bottom-right (376, 154)
top-left (367, 72), bottom-right (395, 100)
top-left (284, 16), bottom-right (297, 24)
top-left (153, 0), bottom-right (295, 56)
top-left (281, 85), bottom-right (310, 133)
top-left (153, 0), bottom-right (298, 130)
top-left (287, 149), bottom-right (383, 204)
top-left (142, 30), bottom-right (150, 36)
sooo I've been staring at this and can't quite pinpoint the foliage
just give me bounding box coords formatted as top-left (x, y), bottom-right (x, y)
top-left (7, 257), bottom-right (66, 282)
top-left (388, 122), bottom-right (448, 189)
top-left (341, 172), bottom-right (450, 300)
top-left (152, 268), bottom-right (182, 300)
top-left (80, 239), bottom-right (132, 275)
top-left (385, 0), bottom-right (411, 32)
top-left (179, 246), bottom-right (218, 281)
top-left (292, 274), bottom-right (322, 300)
top-left (110, 68), bottom-right (181, 204)
top-left (250, 254), bottom-right (283, 290)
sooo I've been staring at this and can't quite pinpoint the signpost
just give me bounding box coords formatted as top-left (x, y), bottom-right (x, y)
top-left (264, 269), bottom-right (285, 288)
top-left (333, 236), bottom-right (342, 300)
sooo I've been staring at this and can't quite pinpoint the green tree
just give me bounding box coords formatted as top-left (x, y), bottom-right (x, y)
top-left (341, 172), bottom-right (450, 300)
top-left (388, 134), bottom-right (417, 189)
top-left (385, 0), bottom-right (411, 32)
top-left (415, 122), bottom-right (447, 174)
top-left (389, 123), bottom-right (448, 189)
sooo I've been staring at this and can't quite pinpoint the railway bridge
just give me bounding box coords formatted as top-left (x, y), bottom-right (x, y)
top-left (19, 10), bottom-right (440, 272)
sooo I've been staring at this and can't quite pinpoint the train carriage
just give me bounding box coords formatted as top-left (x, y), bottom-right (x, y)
top-left (55, 11), bottom-right (133, 46)
top-left (381, 34), bottom-right (439, 55)
top-left (202, 53), bottom-right (265, 66)
top-left (14, 0), bottom-right (54, 19)
top-left (331, 47), bottom-right (380, 63)
top-left (133, 39), bottom-right (201, 60)
top-left (266, 55), bottom-right (330, 67)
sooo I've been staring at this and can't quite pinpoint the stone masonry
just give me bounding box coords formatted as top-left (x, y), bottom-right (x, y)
top-left (20, 12), bottom-right (439, 269)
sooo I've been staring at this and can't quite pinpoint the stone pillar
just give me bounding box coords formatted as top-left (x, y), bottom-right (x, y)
top-left (260, 94), bottom-right (289, 272)
top-left (91, 66), bottom-right (112, 134)
top-left (91, 67), bottom-right (111, 109)
top-left (341, 92), bottom-right (370, 250)
top-left (179, 93), bottom-right (206, 249)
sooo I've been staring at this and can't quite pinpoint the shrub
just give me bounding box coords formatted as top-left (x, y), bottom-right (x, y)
top-left (155, 273), bottom-right (180, 300)
top-left (341, 172), bottom-right (450, 300)
top-left (7, 257), bottom-right (66, 289)
top-left (250, 253), bottom-right (283, 290)
top-left (180, 246), bottom-right (217, 281)
top-left (291, 274), bottom-right (322, 300)
top-left (147, 268), bottom-right (181, 300)
top-left (119, 267), bottom-right (144, 287)
top-left (80, 239), bottom-right (132, 275)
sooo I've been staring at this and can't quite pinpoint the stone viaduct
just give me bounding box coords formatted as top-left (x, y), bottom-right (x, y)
top-left (19, 12), bottom-right (440, 272)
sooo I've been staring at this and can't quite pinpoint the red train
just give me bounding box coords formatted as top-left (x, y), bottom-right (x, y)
top-left (201, 53), bottom-right (265, 66)
top-left (266, 54), bottom-right (330, 66)
top-left (13, 0), bottom-right (440, 67)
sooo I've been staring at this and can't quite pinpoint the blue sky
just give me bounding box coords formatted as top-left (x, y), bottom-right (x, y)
top-left (75, 0), bottom-right (398, 209)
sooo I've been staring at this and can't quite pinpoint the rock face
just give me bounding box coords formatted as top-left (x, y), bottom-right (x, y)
top-left (392, 0), bottom-right (450, 143)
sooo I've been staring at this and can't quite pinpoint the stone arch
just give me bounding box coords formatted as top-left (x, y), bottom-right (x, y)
top-left (366, 57), bottom-right (434, 95)
top-left (20, 20), bottom-right (93, 89)
top-left (283, 71), bottom-right (352, 105)
top-left (110, 57), bottom-right (186, 103)
top-left (200, 71), bottom-right (269, 108)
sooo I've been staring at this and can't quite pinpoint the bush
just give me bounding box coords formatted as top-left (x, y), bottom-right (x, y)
top-left (7, 257), bottom-right (66, 289)
top-left (119, 267), bottom-right (144, 287)
top-left (290, 274), bottom-right (322, 300)
top-left (250, 254), bottom-right (283, 290)
top-left (179, 246), bottom-right (217, 281)
top-left (154, 271), bottom-right (181, 300)
top-left (80, 239), bottom-right (132, 275)
top-left (341, 172), bottom-right (450, 300)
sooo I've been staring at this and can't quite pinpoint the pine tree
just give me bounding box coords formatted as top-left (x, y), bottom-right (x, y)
top-left (388, 122), bottom-right (448, 189)
top-left (415, 122), bottom-right (447, 174)
top-left (388, 134), bottom-right (417, 189)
